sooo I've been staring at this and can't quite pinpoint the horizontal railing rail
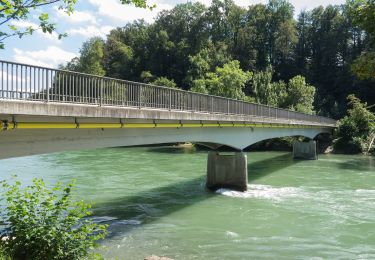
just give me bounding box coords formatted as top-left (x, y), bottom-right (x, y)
top-left (0, 60), bottom-right (336, 126)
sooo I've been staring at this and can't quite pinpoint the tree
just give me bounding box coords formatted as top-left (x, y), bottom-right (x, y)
top-left (335, 94), bottom-right (375, 153)
top-left (151, 76), bottom-right (178, 88)
top-left (347, 0), bottom-right (375, 80)
top-left (185, 42), bottom-right (232, 85)
top-left (0, 0), bottom-right (150, 49)
top-left (0, 178), bottom-right (107, 259)
top-left (249, 66), bottom-right (287, 106)
top-left (63, 37), bottom-right (105, 76)
top-left (285, 75), bottom-right (315, 114)
top-left (104, 21), bottom-right (147, 80)
top-left (191, 60), bottom-right (252, 100)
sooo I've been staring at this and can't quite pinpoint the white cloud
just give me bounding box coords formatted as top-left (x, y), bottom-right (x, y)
top-left (13, 46), bottom-right (77, 68)
top-left (10, 20), bottom-right (61, 43)
top-left (67, 25), bottom-right (114, 38)
top-left (88, 0), bottom-right (173, 23)
top-left (54, 7), bottom-right (97, 24)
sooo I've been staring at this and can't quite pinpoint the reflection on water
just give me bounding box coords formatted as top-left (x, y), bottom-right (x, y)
top-left (0, 147), bottom-right (374, 259)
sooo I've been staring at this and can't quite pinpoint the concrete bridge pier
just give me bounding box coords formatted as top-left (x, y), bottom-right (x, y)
top-left (206, 151), bottom-right (248, 192)
top-left (293, 140), bottom-right (317, 160)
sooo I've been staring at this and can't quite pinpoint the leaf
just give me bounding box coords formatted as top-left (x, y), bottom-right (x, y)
top-left (39, 13), bottom-right (49, 21)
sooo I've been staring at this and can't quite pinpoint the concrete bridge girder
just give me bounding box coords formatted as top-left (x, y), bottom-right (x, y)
top-left (0, 126), bottom-right (331, 159)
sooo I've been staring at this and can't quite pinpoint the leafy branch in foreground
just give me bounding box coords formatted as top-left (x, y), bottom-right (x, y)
top-left (0, 0), bottom-right (153, 49)
top-left (0, 177), bottom-right (107, 260)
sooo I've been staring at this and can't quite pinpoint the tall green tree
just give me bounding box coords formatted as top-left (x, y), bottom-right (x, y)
top-left (347, 0), bottom-right (375, 80)
top-left (62, 37), bottom-right (105, 76)
top-left (191, 60), bottom-right (252, 100)
top-left (249, 66), bottom-right (287, 106)
top-left (285, 75), bottom-right (315, 114)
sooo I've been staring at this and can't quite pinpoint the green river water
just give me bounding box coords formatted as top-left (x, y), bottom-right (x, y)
top-left (1, 147), bottom-right (375, 259)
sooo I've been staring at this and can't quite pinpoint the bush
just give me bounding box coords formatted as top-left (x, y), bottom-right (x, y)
top-left (335, 95), bottom-right (375, 154)
top-left (0, 178), bottom-right (107, 260)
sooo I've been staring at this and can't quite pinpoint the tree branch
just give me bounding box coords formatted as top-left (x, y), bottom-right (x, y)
top-left (0, 0), bottom-right (62, 13)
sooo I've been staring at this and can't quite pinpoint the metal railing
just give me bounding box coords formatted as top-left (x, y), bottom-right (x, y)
top-left (0, 60), bottom-right (336, 126)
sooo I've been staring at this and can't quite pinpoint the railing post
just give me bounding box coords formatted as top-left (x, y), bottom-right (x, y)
top-left (46, 69), bottom-right (49, 103)
top-left (138, 84), bottom-right (142, 108)
top-left (100, 78), bottom-right (103, 106)
top-left (211, 96), bottom-right (214, 113)
top-left (227, 99), bottom-right (229, 114)
top-left (169, 88), bottom-right (172, 110)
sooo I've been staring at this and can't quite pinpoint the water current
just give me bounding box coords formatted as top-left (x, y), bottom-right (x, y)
top-left (1, 147), bottom-right (374, 259)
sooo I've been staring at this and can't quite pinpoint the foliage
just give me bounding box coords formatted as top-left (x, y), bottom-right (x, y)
top-left (346, 0), bottom-right (375, 80)
top-left (62, 37), bottom-right (106, 76)
top-left (151, 77), bottom-right (178, 88)
top-left (0, 0), bottom-right (151, 49)
top-left (0, 0), bottom-right (76, 48)
top-left (0, 178), bottom-right (107, 260)
top-left (351, 51), bottom-right (375, 80)
top-left (250, 66), bottom-right (287, 107)
top-left (249, 68), bottom-right (315, 113)
top-left (346, 0), bottom-right (375, 38)
top-left (335, 95), bottom-right (375, 153)
top-left (61, 0), bottom-right (375, 119)
top-left (191, 60), bottom-right (252, 100)
top-left (285, 75), bottom-right (315, 114)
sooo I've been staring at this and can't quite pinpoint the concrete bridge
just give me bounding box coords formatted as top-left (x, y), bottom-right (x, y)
top-left (0, 60), bottom-right (336, 191)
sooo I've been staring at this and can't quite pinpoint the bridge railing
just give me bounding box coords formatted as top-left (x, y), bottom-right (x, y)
top-left (0, 60), bottom-right (336, 126)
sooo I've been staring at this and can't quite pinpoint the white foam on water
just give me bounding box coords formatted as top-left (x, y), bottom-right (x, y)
top-left (355, 189), bottom-right (375, 195)
top-left (225, 231), bottom-right (239, 238)
top-left (216, 184), bottom-right (304, 201)
top-left (117, 219), bottom-right (142, 225)
top-left (91, 216), bottom-right (118, 223)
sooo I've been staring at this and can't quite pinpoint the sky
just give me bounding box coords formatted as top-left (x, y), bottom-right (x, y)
top-left (1, 0), bottom-right (346, 69)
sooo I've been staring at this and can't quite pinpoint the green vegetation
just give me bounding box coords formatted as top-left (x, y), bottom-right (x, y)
top-left (0, 178), bottom-right (107, 260)
top-left (335, 95), bottom-right (375, 154)
top-left (191, 60), bottom-right (252, 100)
top-left (63, 0), bottom-right (374, 120)
top-left (346, 0), bottom-right (375, 80)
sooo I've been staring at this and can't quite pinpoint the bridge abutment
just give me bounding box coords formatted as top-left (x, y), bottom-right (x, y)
top-left (293, 140), bottom-right (317, 160)
top-left (206, 151), bottom-right (248, 192)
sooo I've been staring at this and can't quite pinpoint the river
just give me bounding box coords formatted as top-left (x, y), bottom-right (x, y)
top-left (1, 147), bottom-right (375, 259)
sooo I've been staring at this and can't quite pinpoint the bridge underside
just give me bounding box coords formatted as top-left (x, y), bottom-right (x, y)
top-left (0, 125), bottom-right (331, 159)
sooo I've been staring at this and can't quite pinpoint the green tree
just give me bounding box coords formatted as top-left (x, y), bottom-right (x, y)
top-left (250, 66), bottom-right (287, 106)
top-left (63, 37), bottom-right (105, 76)
top-left (191, 60), bottom-right (252, 100)
top-left (284, 75), bottom-right (315, 114)
top-left (104, 20), bottom-right (149, 80)
top-left (335, 95), bottom-right (375, 153)
top-left (347, 0), bottom-right (375, 80)
top-left (0, 178), bottom-right (107, 260)
top-left (151, 76), bottom-right (178, 88)
top-left (185, 42), bottom-right (232, 85)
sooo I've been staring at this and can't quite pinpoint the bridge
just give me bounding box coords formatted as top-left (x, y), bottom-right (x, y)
top-left (0, 60), bottom-right (336, 191)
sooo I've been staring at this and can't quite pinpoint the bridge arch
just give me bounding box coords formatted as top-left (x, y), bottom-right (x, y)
top-left (0, 126), bottom-right (332, 159)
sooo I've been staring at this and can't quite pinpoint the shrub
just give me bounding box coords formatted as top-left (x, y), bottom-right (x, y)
top-left (335, 95), bottom-right (375, 154)
top-left (0, 178), bottom-right (107, 260)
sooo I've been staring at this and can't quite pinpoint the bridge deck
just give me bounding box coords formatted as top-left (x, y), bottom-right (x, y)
top-left (0, 60), bottom-right (336, 129)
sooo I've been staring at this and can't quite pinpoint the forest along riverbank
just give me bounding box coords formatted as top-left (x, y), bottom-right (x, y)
top-left (1, 146), bottom-right (374, 259)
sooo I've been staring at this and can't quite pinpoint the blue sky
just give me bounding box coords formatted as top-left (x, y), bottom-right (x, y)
top-left (1, 0), bottom-right (346, 68)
